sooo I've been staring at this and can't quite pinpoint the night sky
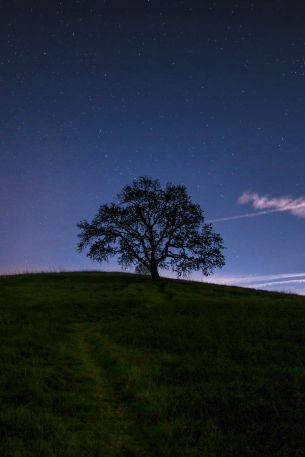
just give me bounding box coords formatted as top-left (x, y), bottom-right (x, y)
top-left (2, 1), bottom-right (305, 293)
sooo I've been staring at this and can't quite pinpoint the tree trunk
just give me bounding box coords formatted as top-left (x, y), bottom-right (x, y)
top-left (150, 262), bottom-right (160, 280)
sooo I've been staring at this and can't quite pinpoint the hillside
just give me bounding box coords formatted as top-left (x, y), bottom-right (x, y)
top-left (1, 272), bottom-right (305, 457)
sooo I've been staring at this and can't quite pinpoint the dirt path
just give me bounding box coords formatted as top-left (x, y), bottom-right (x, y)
top-left (71, 323), bottom-right (148, 457)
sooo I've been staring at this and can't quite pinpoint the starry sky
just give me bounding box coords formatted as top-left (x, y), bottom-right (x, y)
top-left (2, 1), bottom-right (305, 293)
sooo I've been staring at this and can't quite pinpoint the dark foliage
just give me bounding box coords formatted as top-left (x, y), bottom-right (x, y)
top-left (77, 177), bottom-right (225, 279)
top-left (134, 263), bottom-right (151, 275)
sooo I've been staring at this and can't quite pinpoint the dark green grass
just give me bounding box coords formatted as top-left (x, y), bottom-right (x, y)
top-left (1, 272), bottom-right (305, 456)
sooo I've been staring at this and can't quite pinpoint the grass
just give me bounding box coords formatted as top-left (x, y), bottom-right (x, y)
top-left (1, 271), bottom-right (305, 456)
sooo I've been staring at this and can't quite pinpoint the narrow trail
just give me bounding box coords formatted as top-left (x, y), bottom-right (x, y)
top-left (71, 323), bottom-right (148, 457)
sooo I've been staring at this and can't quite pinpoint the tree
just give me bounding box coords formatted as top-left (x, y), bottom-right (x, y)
top-left (77, 176), bottom-right (225, 280)
top-left (134, 262), bottom-right (150, 275)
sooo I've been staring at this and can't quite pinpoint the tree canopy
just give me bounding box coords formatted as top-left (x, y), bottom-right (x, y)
top-left (77, 176), bottom-right (225, 279)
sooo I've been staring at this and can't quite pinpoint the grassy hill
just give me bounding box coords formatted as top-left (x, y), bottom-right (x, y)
top-left (1, 272), bottom-right (305, 457)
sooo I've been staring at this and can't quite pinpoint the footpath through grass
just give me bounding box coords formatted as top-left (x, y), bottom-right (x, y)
top-left (1, 272), bottom-right (305, 456)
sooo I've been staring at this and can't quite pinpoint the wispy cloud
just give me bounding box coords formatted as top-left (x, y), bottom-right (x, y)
top-left (205, 272), bottom-right (305, 294)
top-left (206, 272), bottom-right (305, 286)
top-left (207, 192), bottom-right (305, 223)
top-left (239, 192), bottom-right (305, 217)
top-left (247, 279), bottom-right (305, 289)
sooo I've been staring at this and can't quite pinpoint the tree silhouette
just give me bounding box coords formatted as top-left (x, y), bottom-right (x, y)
top-left (77, 176), bottom-right (225, 280)
top-left (134, 263), bottom-right (150, 275)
